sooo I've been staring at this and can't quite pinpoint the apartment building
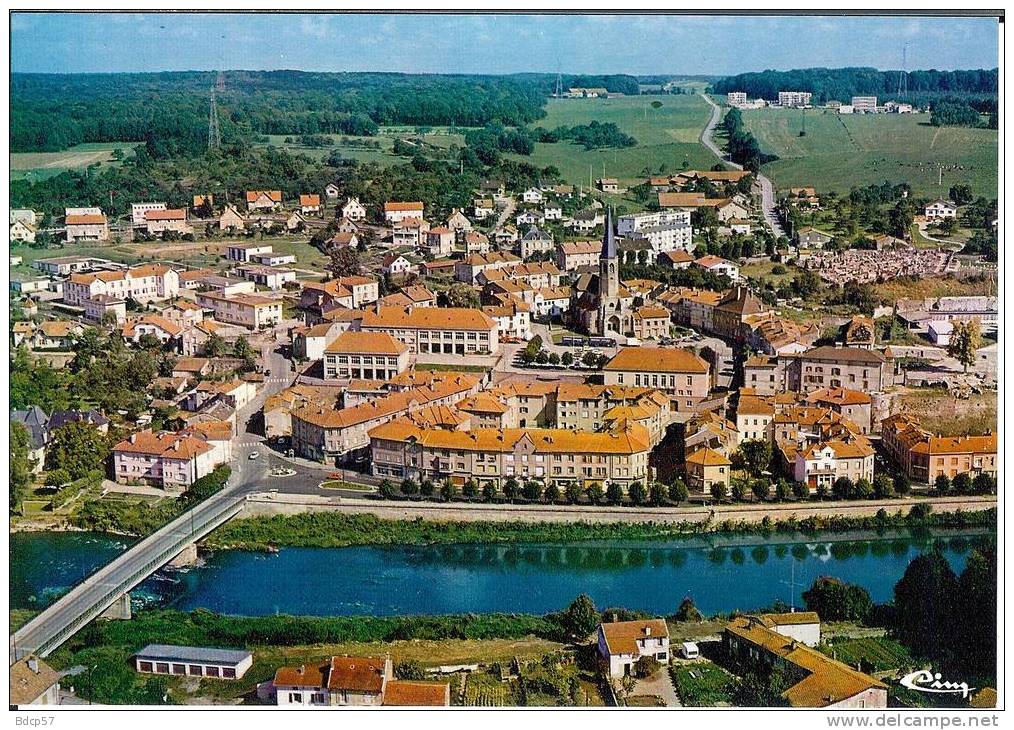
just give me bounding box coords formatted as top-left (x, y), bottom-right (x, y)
top-left (226, 243), bottom-right (274, 262)
top-left (196, 291), bottom-right (282, 329)
top-left (64, 264), bottom-right (180, 306)
top-left (383, 201), bottom-right (425, 223)
top-left (784, 346), bottom-right (890, 393)
top-left (850, 96), bottom-right (878, 112)
top-left (369, 418), bottom-right (652, 488)
top-left (112, 429), bottom-right (224, 489)
top-left (65, 213), bottom-right (109, 243)
top-left (131, 201), bottom-right (167, 225)
top-left (882, 414), bottom-right (998, 484)
top-left (602, 347), bottom-right (710, 410)
top-left (360, 306), bottom-right (499, 355)
top-left (323, 331), bottom-right (411, 381)
top-left (778, 91), bottom-right (812, 107)
top-left (556, 240), bottom-right (601, 272)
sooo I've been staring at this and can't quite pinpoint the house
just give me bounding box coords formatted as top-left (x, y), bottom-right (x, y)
top-left (65, 213), bottom-right (109, 243)
top-left (446, 208), bottom-right (472, 232)
top-left (425, 227), bottom-right (455, 257)
top-left (384, 201), bottom-right (424, 223)
top-left (341, 197), bottom-right (367, 221)
top-left (454, 251), bottom-right (521, 284)
top-left (131, 201), bottom-right (167, 225)
top-left (246, 190), bottom-right (282, 211)
top-left (794, 437), bottom-right (875, 490)
top-left (323, 331), bottom-right (411, 381)
top-left (379, 284), bottom-right (437, 309)
top-left (360, 306), bottom-right (500, 355)
top-left (33, 320), bottom-right (83, 349)
top-left (570, 208), bottom-right (604, 233)
top-left (218, 205), bottom-right (247, 231)
top-left (299, 194), bottom-right (322, 214)
top-left (327, 232), bottom-right (360, 250)
top-left (724, 614), bottom-right (887, 708)
top-left (693, 255), bottom-right (741, 281)
top-left (482, 299), bottom-right (532, 341)
top-left (285, 211), bottom-right (308, 231)
top-left (557, 240), bottom-right (601, 272)
top-left (596, 178), bottom-right (620, 193)
top-left (517, 227), bottom-right (554, 259)
top-left (64, 265), bottom-right (180, 307)
top-left (631, 305), bottom-right (670, 341)
top-left (392, 217), bottom-right (430, 248)
top-left (144, 209), bottom-right (191, 236)
top-left (172, 357), bottom-right (212, 379)
top-left (10, 208), bottom-right (38, 226)
top-left (473, 198), bottom-right (495, 220)
top-left (325, 183), bottom-right (342, 200)
top-left (34, 255), bottom-right (112, 276)
top-left (805, 387), bottom-right (874, 434)
top-left (10, 656), bottom-right (60, 706)
top-left (660, 249), bottom-right (694, 269)
top-left (480, 179), bottom-right (506, 197)
top-left (882, 414), bottom-right (997, 484)
top-left (795, 227), bottom-right (834, 248)
top-left (271, 656), bottom-right (445, 707)
top-left (924, 199), bottom-right (957, 220)
top-left (522, 187), bottom-right (544, 204)
top-left (515, 209), bottom-right (543, 227)
top-left (226, 243), bottom-right (273, 263)
top-left (783, 346), bottom-right (890, 394)
top-left (135, 645), bottom-right (253, 680)
top-left (597, 618), bottom-right (670, 678)
top-left (112, 429), bottom-right (220, 489)
top-left (10, 219), bottom-right (36, 243)
top-left (463, 230), bottom-right (491, 255)
top-left (121, 315), bottom-right (184, 346)
top-left (716, 199), bottom-right (750, 222)
top-left (602, 347), bottom-right (710, 409)
top-left (196, 292), bottom-right (282, 330)
top-left (250, 251), bottom-right (297, 267)
top-left (543, 203), bottom-right (563, 221)
top-left (381, 253), bottom-right (415, 276)
top-left (192, 194), bottom-right (214, 211)
top-left (685, 446), bottom-right (732, 492)
top-left (237, 265), bottom-right (297, 291)
top-left (11, 406), bottom-right (50, 473)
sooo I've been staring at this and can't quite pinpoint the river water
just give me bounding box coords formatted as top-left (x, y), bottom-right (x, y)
top-left (11, 529), bottom-right (991, 617)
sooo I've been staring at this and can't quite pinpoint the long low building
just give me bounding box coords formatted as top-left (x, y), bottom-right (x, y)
top-left (359, 306), bottom-right (499, 356)
top-left (196, 291), bottom-right (283, 330)
top-left (369, 418), bottom-right (652, 488)
top-left (134, 644), bottom-right (253, 680)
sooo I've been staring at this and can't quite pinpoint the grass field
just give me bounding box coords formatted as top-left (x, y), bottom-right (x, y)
top-left (515, 95), bottom-right (716, 189)
top-left (820, 636), bottom-right (915, 673)
top-left (741, 108), bottom-right (998, 198)
top-left (671, 660), bottom-right (736, 707)
top-left (11, 141), bottom-right (140, 182)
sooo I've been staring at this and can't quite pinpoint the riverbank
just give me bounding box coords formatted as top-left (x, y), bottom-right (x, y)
top-left (205, 497), bottom-right (995, 550)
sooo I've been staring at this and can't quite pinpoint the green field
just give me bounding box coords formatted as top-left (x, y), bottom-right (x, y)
top-left (11, 141), bottom-right (140, 182)
top-left (516, 95), bottom-right (716, 188)
top-left (820, 636), bottom-right (915, 673)
top-left (741, 108), bottom-right (998, 198)
top-left (671, 661), bottom-right (736, 707)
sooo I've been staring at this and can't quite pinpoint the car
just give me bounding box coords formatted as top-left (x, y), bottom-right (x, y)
top-left (329, 471), bottom-right (343, 479)
top-left (248, 452), bottom-right (260, 460)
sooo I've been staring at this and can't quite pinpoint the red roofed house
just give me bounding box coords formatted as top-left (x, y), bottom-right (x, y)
top-left (112, 429), bottom-right (218, 489)
top-left (65, 213), bottom-right (109, 243)
top-left (299, 194), bottom-right (322, 215)
top-left (145, 209), bottom-right (192, 236)
top-left (384, 201), bottom-right (424, 224)
top-left (598, 618), bottom-right (671, 678)
top-left (246, 190), bottom-right (282, 212)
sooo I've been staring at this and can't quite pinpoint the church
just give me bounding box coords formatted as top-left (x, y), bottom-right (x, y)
top-left (570, 209), bottom-right (637, 336)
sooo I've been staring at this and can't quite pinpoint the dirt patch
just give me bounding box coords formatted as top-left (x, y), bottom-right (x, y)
top-left (893, 387), bottom-right (997, 436)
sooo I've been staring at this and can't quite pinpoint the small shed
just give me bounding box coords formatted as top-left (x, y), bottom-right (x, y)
top-left (134, 644), bottom-right (253, 680)
top-left (680, 642), bottom-right (700, 659)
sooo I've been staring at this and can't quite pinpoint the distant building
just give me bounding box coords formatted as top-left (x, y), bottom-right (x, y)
top-left (383, 201), bottom-right (424, 223)
top-left (850, 96), bottom-right (878, 113)
top-left (924, 199), bottom-right (957, 220)
top-left (299, 194), bottom-right (322, 214)
top-left (131, 201), bottom-right (167, 225)
top-left (778, 91), bottom-right (812, 107)
top-left (144, 209), bottom-right (191, 236)
top-left (134, 645), bottom-right (252, 680)
top-left (597, 178), bottom-right (620, 193)
top-left (727, 92), bottom-right (748, 107)
top-left (246, 190), bottom-right (282, 211)
top-left (341, 197), bottom-right (367, 221)
top-left (65, 213), bottom-right (108, 243)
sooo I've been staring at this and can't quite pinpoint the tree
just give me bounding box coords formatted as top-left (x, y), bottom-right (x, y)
top-left (951, 472), bottom-right (972, 494)
top-left (400, 478), bottom-right (419, 497)
top-left (946, 318), bottom-right (983, 373)
top-left (547, 351), bottom-right (560, 366)
top-left (503, 476), bottom-right (520, 502)
top-left (564, 482), bottom-right (583, 504)
top-left (802, 576), bottom-right (873, 622)
top-left (634, 655), bottom-right (661, 679)
top-left (443, 283), bottom-right (481, 309)
top-left (648, 482), bottom-right (667, 507)
top-left (561, 594), bottom-right (600, 640)
top-left (873, 474), bottom-right (895, 499)
top-left (668, 479), bottom-right (689, 505)
top-left (47, 422), bottom-right (110, 480)
top-left (328, 245), bottom-right (361, 279)
top-left (734, 668), bottom-right (790, 707)
top-left (954, 547), bottom-right (996, 672)
top-left (853, 478), bottom-right (874, 500)
top-left (522, 480), bottom-right (543, 502)
top-left (894, 473), bottom-right (911, 496)
top-left (439, 481), bottom-right (455, 502)
top-left (675, 596), bottom-right (703, 623)
top-left (606, 482), bottom-right (624, 505)
top-left (751, 479), bottom-right (771, 502)
top-left (893, 550), bottom-right (959, 658)
top-left (972, 472), bottom-right (995, 495)
top-left (773, 480), bottom-right (790, 502)
top-left (730, 478), bottom-right (748, 502)
top-left (462, 479), bottom-right (479, 500)
top-left (544, 482), bottom-right (561, 503)
top-left (738, 440), bottom-right (772, 476)
top-left (561, 351), bottom-right (574, 367)
top-left (420, 480), bottom-right (435, 498)
top-left (831, 476), bottom-right (853, 501)
top-left (481, 481), bottom-right (497, 502)
top-left (710, 481), bottom-right (728, 502)
top-left (934, 473), bottom-right (951, 495)
top-left (792, 481), bottom-right (809, 501)
top-left (628, 481), bottom-right (647, 505)
top-left (10, 422), bottom-right (33, 513)
top-left (233, 336), bottom-right (257, 370)
top-left (379, 479), bottom-right (397, 499)
top-left (586, 482), bottom-right (604, 504)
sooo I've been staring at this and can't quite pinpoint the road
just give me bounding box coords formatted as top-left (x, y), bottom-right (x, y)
top-left (699, 94), bottom-right (786, 239)
top-left (492, 196), bottom-right (516, 231)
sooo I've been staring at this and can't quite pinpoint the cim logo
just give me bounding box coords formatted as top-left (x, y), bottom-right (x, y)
top-left (899, 670), bottom-right (975, 698)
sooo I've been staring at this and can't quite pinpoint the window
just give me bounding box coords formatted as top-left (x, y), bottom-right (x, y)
top-left (139, 661), bottom-right (153, 672)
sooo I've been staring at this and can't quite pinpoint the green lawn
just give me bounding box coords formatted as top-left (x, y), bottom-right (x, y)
top-left (742, 108), bottom-right (998, 198)
top-left (671, 660), bottom-right (736, 707)
top-left (819, 636), bottom-right (915, 673)
top-left (11, 141), bottom-right (141, 182)
top-left (515, 95), bottom-right (716, 190)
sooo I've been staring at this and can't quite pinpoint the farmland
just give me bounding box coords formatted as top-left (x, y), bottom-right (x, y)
top-left (740, 108), bottom-right (998, 198)
top-left (819, 636), bottom-right (915, 673)
top-left (515, 95), bottom-right (717, 189)
top-left (10, 141), bottom-right (140, 182)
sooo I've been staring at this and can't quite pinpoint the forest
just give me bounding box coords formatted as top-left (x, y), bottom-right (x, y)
top-left (10, 71), bottom-right (552, 154)
top-left (711, 67), bottom-right (998, 108)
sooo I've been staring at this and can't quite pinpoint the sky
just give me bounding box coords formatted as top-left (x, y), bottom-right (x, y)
top-left (10, 13), bottom-right (1000, 76)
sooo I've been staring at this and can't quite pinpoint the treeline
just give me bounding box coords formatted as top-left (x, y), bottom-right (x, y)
top-left (720, 107), bottom-right (774, 171)
top-left (712, 66), bottom-right (998, 104)
top-left (930, 98), bottom-right (995, 128)
top-left (534, 121), bottom-right (636, 149)
top-left (11, 71), bottom-right (550, 154)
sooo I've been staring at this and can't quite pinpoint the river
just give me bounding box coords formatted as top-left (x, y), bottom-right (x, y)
top-left (10, 529), bottom-right (991, 617)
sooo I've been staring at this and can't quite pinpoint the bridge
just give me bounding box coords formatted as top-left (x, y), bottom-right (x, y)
top-left (11, 492), bottom-right (246, 662)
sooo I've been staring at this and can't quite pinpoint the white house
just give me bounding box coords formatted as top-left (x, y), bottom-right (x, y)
top-left (10, 219), bottom-right (36, 243)
top-left (522, 187), bottom-right (544, 204)
top-left (597, 619), bottom-right (671, 678)
top-left (131, 201), bottom-right (167, 225)
top-left (341, 197), bottom-right (367, 221)
top-left (325, 183), bottom-right (342, 200)
top-left (543, 203), bottom-right (563, 221)
top-left (693, 255), bottom-right (741, 282)
top-left (381, 254), bottom-right (414, 276)
top-left (924, 199), bottom-right (957, 220)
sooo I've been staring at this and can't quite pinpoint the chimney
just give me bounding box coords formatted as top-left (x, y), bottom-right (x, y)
top-left (28, 657), bottom-right (39, 673)
top-left (643, 626), bottom-right (652, 637)
top-left (611, 613), bottom-right (618, 623)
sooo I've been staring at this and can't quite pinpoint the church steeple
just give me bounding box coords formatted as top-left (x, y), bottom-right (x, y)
top-left (600, 207), bottom-right (617, 260)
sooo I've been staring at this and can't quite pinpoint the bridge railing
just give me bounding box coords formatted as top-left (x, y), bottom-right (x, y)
top-left (12, 495), bottom-right (246, 661)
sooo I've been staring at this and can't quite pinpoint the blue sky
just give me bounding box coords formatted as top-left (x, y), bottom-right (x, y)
top-left (10, 13), bottom-right (1000, 75)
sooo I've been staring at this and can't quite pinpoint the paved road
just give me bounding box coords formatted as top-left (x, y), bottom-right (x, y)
top-left (699, 94), bottom-right (786, 239)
